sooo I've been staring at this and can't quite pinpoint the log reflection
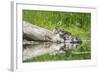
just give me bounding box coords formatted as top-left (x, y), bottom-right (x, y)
top-left (23, 42), bottom-right (81, 61)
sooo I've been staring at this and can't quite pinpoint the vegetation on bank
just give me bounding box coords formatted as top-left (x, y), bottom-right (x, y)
top-left (22, 10), bottom-right (91, 62)
top-left (23, 10), bottom-right (91, 40)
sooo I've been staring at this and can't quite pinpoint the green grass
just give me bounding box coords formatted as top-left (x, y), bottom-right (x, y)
top-left (22, 10), bottom-right (91, 62)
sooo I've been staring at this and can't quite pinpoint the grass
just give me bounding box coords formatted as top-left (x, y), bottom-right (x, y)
top-left (22, 10), bottom-right (91, 62)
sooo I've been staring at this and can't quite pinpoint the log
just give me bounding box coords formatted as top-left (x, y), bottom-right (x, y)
top-left (23, 21), bottom-right (64, 42)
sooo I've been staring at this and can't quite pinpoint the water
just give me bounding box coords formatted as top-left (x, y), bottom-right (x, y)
top-left (23, 41), bottom-right (91, 62)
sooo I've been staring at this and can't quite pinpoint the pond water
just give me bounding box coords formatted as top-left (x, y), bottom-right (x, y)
top-left (23, 41), bottom-right (91, 62)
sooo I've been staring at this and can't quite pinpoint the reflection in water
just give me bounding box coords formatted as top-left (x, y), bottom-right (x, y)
top-left (23, 42), bottom-right (81, 61)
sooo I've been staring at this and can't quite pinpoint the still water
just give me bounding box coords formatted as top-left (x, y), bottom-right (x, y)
top-left (23, 41), bottom-right (91, 62)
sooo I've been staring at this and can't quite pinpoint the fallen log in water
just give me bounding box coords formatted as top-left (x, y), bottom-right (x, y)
top-left (23, 21), bottom-right (82, 43)
top-left (23, 21), bottom-right (64, 42)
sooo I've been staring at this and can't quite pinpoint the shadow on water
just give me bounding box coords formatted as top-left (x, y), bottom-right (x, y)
top-left (23, 41), bottom-right (84, 62)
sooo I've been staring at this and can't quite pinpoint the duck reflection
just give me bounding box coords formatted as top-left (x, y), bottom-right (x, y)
top-left (23, 41), bottom-right (81, 61)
